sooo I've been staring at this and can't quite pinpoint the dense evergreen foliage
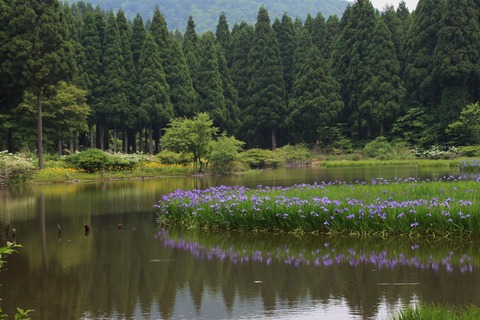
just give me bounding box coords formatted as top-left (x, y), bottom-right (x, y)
top-left (2, 0), bottom-right (480, 158)
top-left (62, 0), bottom-right (349, 33)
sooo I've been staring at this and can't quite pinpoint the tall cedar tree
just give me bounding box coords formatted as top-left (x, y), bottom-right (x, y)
top-left (149, 8), bottom-right (196, 118)
top-left (195, 32), bottom-right (227, 131)
top-left (137, 33), bottom-right (173, 155)
top-left (230, 22), bottom-right (254, 119)
top-left (289, 46), bottom-right (343, 145)
top-left (116, 9), bottom-right (136, 152)
top-left (404, 0), bottom-right (444, 111)
top-left (215, 42), bottom-right (240, 135)
top-left (4, 0), bottom-right (75, 168)
top-left (273, 13), bottom-right (296, 99)
top-left (99, 12), bottom-right (129, 151)
top-left (331, 0), bottom-right (377, 139)
top-left (311, 12), bottom-right (326, 52)
top-left (382, 5), bottom-right (408, 80)
top-left (247, 7), bottom-right (286, 149)
top-left (215, 12), bottom-right (231, 64)
top-left (183, 16), bottom-right (199, 91)
top-left (322, 15), bottom-right (340, 60)
top-left (434, 0), bottom-right (480, 135)
top-left (293, 28), bottom-right (313, 79)
top-left (360, 17), bottom-right (405, 136)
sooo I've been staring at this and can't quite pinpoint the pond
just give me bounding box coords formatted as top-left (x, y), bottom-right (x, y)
top-left (0, 165), bottom-right (479, 319)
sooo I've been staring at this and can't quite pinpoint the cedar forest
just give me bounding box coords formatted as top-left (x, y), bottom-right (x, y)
top-left (1, 0), bottom-right (480, 163)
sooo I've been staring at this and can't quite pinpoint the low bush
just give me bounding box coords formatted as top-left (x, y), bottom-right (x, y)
top-left (274, 144), bottom-right (312, 167)
top-left (107, 152), bottom-right (151, 171)
top-left (363, 136), bottom-right (394, 159)
top-left (459, 145), bottom-right (480, 157)
top-left (0, 151), bottom-right (36, 185)
top-left (413, 146), bottom-right (460, 159)
top-left (238, 149), bottom-right (282, 169)
top-left (63, 149), bottom-right (109, 173)
top-left (156, 150), bottom-right (192, 165)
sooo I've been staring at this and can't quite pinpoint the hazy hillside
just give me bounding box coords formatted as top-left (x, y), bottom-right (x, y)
top-left (67, 0), bottom-right (349, 32)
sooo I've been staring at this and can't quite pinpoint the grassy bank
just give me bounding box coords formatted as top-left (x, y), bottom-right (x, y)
top-left (394, 304), bottom-right (480, 320)
top-left (155, 176), bottom-right (480, 238)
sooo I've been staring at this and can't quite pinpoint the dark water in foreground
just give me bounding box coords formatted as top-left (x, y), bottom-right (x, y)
top-left (0, 165), bottom-right (479, 319)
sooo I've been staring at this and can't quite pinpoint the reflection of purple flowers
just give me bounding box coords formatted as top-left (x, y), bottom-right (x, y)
top-left (154, 230), bottom-right (474, 274)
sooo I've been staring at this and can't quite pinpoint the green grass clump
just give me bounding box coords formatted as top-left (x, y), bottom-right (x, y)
top-left (155, 176), bottom-right (480, 238)
top-left (394, 304), bottom-right (480, 320)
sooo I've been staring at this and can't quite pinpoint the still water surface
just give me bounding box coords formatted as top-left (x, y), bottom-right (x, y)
top-left (1, 165), bottom-right (479, 319)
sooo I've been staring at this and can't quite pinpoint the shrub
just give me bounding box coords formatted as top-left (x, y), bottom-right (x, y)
top-left (107, 152), bottom-right (151, 171)
top-left (274, 144), bottom-right (312, 167)
top-left (238, 149), bottom-right (282, 169)
top-left (0, 151), bottom-right (36, 185)
top-left (207, 134), bottom-right (244, 174)
top-left (63, 149), bottom-right (110, 173)
top-left (413, 146), bottom-right (460, 159)
top-left (156, 150), bottom-right (192, 165)
top-left (459, 145), bottom-right (480, 157)
top-left (363, 137), bottom-right (394, 159)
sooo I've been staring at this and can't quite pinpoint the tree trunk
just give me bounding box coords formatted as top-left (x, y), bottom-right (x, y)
top-left (148, 124), bottom-right (154, 155)
top-left (58, 140), bottom-right (63, 155)
top-left (138, 129), bottom-right (143, 153)
top-left (123, 130), bottom-right (128, 154)
top-left (271, 128), bottom-right (276, 150)
top-left (89, 123), bottom-right (94, 149)
top-left (113, 128), bottom-right (118, 153)
top-left (37, 93), bottom-right (44, 169)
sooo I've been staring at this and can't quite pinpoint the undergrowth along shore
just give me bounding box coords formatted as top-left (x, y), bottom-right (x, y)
top-left (155, 175), bottom-right (480, 238)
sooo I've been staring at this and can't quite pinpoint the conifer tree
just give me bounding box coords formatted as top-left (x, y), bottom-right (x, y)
top-left (311, 12), bottom-right (326, 51)
top-left (215, 12), bottom-right (231, 63)
top-left (215, 42), bottom-right (240, 135)
top-left (293, 28), bottom-right (313, 78)
top-left (360, 17), bottom-right (405, 136)
top-left (289, 46), bottom-right (343, 145)
top-left (131, 14), bottom-right (146, 67)
top-left (195, 32), bottom-right (227, 130)
top-left (230, 22), bottom-right (254, 117)
top-left (138, 33), bottom-right (173, 154)
top-left (434, 0), bottom-right (480, 133)
top-left (404, 0), bottom-right (444, 110)
top-left (183, 16), bottom-right (199, 84)
top-left (273, 13), bottom-right (296, 99)
top-left (99, 12), bottom-right (129, 151)
top-left (4, 0), bottom-right (75, 168)
top-left (246, 7), bottom-right (286, 149)
top-left (382, 5), bottom-right (407, 78)
top-left (322, 15), bottom-right (340, 60)
top-left (149, 8), bottom-right (196, 117)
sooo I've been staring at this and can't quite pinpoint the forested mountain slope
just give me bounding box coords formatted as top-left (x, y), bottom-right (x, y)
top-left (64, 0), bottom-right (349, 32)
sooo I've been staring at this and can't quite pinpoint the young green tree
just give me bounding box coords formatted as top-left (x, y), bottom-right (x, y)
top-left (137, 33), bottom-right (173, 155)
top-left (207, 133), bottom-right (244, 174)
top-left (446, 102), bottom-right (480, 145)
top-left (288, 46), bottom-right (343, 145)
top-left (161, 113), bottom-right (218, 173)
top-left (246, 6), bottom-right (286, 149)
top-left (4, 0), bottom-right (75, 168)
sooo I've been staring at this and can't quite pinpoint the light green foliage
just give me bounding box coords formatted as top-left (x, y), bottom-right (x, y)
top-left (161, 113), bottom-right (218, 172)
top-left (363, 136), bottom-right (394, 159)
top-left (274, 144), bottom-right (312, 166)
top-left (413, 146), bottom-right (460, 160)
top-left (156, 150), bottom-right (192, 165)
top-left (459, 146), bottom-right (480, 157)
top-left (446, 103), bottom-right (480, 146)
top-left (0, 242), bottom-right (22, 269)
top-left (0, 152), bottom-right (36, 185)
top-left (207, 133), bottom-right (244, 174)
top-left (238, 148), bottom-right (282, 169)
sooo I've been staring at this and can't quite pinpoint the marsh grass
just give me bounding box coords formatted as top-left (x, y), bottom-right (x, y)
top-left (394, 304), bottom-right (480, 320)
top-left (155, 176), bottom-right (480, 238)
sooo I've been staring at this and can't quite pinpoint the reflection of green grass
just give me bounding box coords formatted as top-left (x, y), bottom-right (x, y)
top-left (394, 304), bottom-right (480, 320)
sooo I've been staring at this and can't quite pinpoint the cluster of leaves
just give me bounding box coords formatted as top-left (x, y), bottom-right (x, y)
top-left (237, 149), bottom-right (282, 169)
top-left (363, 137), bottom-right (394, 160)
top-left (0, 151), bottom-right (36, 185)
top-left (0, 242), bottom-right (32, 320)
top-left (63, 149), bottom-right (151, 172)
top-left (156, 150), bottom-right (192, 165)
